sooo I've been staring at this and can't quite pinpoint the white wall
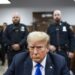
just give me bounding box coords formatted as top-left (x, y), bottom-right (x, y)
top-left (0, 8), bottom-right (33, 25)
top-left (0, 6), bottom-right (75, 25)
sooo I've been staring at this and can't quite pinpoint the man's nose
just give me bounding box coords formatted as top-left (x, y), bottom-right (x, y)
top-left (34, 48), bottom-right (38, 54)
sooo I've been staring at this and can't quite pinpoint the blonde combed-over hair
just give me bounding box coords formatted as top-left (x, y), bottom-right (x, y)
top-left (27, 31), bottom-right (50, 44)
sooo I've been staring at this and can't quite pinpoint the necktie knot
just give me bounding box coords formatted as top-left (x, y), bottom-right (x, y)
top-left (36, 63), bottom-right (41, 67)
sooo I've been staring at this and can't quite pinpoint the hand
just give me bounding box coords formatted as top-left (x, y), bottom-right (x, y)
top-left (11, 44), bottom-right (20, 51)
top-left (49, 45), bottom-right (56, 52)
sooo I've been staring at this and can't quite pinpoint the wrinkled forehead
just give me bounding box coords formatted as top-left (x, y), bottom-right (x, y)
top-left (28, 40), bottom-right (48, 48)
top-left (28, 38), bottom-right (48, 44)
top-left (12, 13), bottom-right (20, 18)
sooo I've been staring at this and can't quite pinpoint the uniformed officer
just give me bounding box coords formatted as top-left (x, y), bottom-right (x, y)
top-left (47, 10), bottom-right (75, 69)
top-left (3, 13), bottom-right (29, 66)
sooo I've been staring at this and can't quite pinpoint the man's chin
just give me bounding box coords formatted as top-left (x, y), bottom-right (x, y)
top-left (55, 19), bottom-right (60, 23)
top-left (13, 22), bottom-right (19, 24)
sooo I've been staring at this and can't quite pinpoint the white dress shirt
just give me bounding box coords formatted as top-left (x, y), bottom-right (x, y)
top-left (32, 55), bottom-right (47, 75)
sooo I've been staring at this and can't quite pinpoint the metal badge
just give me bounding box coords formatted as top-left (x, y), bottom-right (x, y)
top-left (20, 26), bottom-right (25, 31)
top-left (62, 26), bottom-right (67, 32)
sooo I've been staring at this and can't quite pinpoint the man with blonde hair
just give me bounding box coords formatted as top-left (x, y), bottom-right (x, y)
top-left (4, 31), bottom-right (70, 75)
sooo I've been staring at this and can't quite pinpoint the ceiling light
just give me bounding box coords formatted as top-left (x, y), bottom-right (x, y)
top-left (0, 0), bottom-right (11, 4)
top-left (73, 0), bottom-right (75, 2)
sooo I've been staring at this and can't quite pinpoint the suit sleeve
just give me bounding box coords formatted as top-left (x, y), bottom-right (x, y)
top-left (4, 52), bottom-right (28, 75)
top-left (61, 57), bottom-right (70, 75)
top-left (3, 56), bottom-right (16, 75)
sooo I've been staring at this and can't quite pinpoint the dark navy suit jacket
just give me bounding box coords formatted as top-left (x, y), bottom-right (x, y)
top-left (4, 52), bottom-right (70, 75)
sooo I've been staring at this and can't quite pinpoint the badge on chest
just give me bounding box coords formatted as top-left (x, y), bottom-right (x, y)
top-left (20, 26), bottom-right (25, 31)
top-left (62, 26), bottom-right (67, 32)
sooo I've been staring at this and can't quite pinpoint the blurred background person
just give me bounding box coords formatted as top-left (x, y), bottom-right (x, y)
top-left (0, 24), bottom-right (5, 66)
top-left (3, 22), bottom-right (8, 54)
top-left (3, 22), bottom-right (8, 32)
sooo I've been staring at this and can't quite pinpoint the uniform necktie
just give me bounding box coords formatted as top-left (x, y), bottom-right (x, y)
top-left (56, 25), bottom-right (61, 51)
top-left (35, 63), bottom-right (42, 75)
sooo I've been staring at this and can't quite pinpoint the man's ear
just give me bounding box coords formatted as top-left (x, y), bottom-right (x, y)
top-left (46, 44), bottom-right (50, 52)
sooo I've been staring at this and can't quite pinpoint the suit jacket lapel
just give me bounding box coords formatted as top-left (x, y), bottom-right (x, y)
top-left (23, 53), bottom-right (56, 75)
top-left (45, 54), bottom-right (56, 75)
top-left (24, 56), bottom-right (33, 75)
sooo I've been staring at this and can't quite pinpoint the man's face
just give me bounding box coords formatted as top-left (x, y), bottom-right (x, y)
top-left (53, 10), bottom-right (61, 22)
top-left (12, 15), bottom-right (20, 24)
top-left (28, 41), bottom-right (49, 63)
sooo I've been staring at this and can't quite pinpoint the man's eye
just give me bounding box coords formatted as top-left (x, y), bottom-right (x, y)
top-left (31, 47), bottom-right (34, 48)
top-left (37, 46), bottom-right (42, 48)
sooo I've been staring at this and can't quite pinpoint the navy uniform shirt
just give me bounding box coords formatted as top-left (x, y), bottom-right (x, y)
top-left (47, 21), bottom-right (75, 52)
top-left (3, 23), bottom-right (29, 50)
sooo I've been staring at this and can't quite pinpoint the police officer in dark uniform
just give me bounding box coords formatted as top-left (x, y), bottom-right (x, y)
top-left (47, 10), bottom-right (75, 69)
top-left (3, 13), bottom-right (29, 66)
